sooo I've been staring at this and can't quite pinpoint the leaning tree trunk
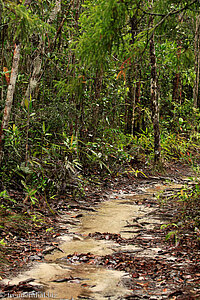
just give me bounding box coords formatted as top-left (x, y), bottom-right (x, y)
top-left (21, 0), bottom-right (62, 106)
top-left (0, 3), bottom-right (6, 104)
top-left (0, 43), bottom-right (21, 163)
top-left (149, 15), bottom-right (161, 164)
top-left (194, 14), bottom-right (200, 108)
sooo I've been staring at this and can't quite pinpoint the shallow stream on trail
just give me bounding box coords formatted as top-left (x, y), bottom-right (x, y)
top-left (2, 182), bottom-right (185, 300)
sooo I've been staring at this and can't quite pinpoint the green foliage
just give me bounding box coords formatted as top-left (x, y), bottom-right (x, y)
top-left (1, 0), bottom-right (200, 241)
top-left (0, 190), bottom-right (16, 204)
top-left (161, 223), bottom-right (179, 245)
top-left (77, 0), bottom-right (129, 67)
top-left (0, 239), bottom-right (6, 247)
top-left (4, 1), bottom-right (54, 42)
top-left (160, 173), bottom-right (200, 245)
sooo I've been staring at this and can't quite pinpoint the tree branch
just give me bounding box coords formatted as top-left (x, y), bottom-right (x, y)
top-left (140, 0), bottom-right (198, 18)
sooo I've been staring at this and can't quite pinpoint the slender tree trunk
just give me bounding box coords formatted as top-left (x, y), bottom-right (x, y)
top-left (21, 0), bottom-right (62, 106)
top-left (124, 14), bottom-right (140, 135)
top-left (131, 83), bottom-right (136, 136)
top-left (172, 43), bottom-right (182, 107)
top-left (0, 2), bottom-right (2, 28)
top-left (125, 65), bottom-right (135, 135)
top-left (23, 56), bottom-right (42, 104)
top-left (149, 14), bottom-right (161, 163)
top-left (132, 78), bottom-right (141, 135)
top-left (92, 67), bottom-right (103, 140)
top-left (0, 5), bottom-right (4, 103)
top-left (66, 0), bottom-right (83, 137)
top-left (194, 14), bottom-right (200, 108)
top-left (0, 43), bottom-right (21, 163)
top-left (0, 2), bottom-right (2, 101)
top-left (172, 14), bottom-right (183, 105)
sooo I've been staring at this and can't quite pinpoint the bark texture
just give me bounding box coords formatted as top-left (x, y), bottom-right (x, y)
top-left (125, 65), bottom-right (135, 135)
top-left (125, 15), bottom-right (138, 135)
top-left (0, 43), bottom-right (21, 163)
top-left (149, 16), bottom-right (161, 163)
top-left (22, 0), bottom-right (62, 106)
top-left (194, 14), bottom-right (200, 108)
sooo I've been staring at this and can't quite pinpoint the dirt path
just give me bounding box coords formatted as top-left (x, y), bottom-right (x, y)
top-left (1, 176), bottom-right (200, 300)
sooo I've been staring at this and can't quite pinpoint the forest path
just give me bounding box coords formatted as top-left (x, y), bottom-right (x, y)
top-left (2, 179), bottom-right (197, 299)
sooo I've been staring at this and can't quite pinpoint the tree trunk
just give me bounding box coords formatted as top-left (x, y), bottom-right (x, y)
top-left (149, 16), bottom-right (161, 163)
top-left (0, 4), bottom-right (5, 103)
top-left (92, 67), bottom-right (103, 140)
top-left (132, 79), bottom-right (142, 135)
top-left (125, 65), bottom-right (135, 135)
top-left (172, 15), bottom-right (183, 105)
top-left (0, 2), bottom-right (2, 101)
top-left (21, 0), bottom-right (62, 106)
top-left (0, 43), bottom-right (21, 163)
top-left (194, 14), bottom-right (200, 108)
top-left (23, 56), bottom-right (42, 104)
top-left (125, 14), bottom-right (140, 135)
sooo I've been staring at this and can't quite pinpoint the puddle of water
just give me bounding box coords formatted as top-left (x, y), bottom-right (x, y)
top-left (69, 198), bottom-right (153, 238)
top-left (3, 182), bottom-right (184, 300)
top-left (3, 262), bottom-right (129, 300)
top-left (46, 236), bottom-right (116, 261)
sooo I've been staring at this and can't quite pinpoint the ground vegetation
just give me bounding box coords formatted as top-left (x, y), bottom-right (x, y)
top-left (0, 0), bottom-right (200, 291)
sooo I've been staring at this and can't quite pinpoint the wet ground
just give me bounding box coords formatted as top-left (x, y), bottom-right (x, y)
top-left (1, 179), bottom-right (200, 299)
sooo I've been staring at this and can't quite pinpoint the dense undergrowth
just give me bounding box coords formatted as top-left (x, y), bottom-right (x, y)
top-left (1, 0), bottom-right (200, 281)
top-left (1, 122), bottom-right (200, 265)
top-left (159, 170), bottom-right (200, 247)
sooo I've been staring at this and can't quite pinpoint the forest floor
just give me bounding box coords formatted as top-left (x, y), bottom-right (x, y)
top-left (0, 161), bottom-right (200, 299)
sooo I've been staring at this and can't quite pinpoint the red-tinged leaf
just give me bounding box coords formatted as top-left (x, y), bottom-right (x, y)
top-left (53, 233), bottom-right (60, 237)
top-left (116, 70), bottom-right (123, 80)
top-left (132, 273), bottom-right (139, 278)
top-left (81, 283), bottom-right (89, 287)
top-left (136, 282), bottom-right (149, 287)
top-left (35, 248), bottom-right (42, 252)
top-left (88, 260), bottom-right (95, 264)
top-left (3, 67), bottom-right (10, 85)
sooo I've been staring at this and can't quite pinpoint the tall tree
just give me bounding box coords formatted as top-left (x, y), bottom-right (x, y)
top-left (0, 43), bottom-right (21, 163)
top-left (22, 0), bottom-right (62, 106)
top-left (193, 14), bottom-right (200, 108)
top-left (124, 13), bottom-right (139, 135)
top-left (149, 1), bottom-right (161, 163)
